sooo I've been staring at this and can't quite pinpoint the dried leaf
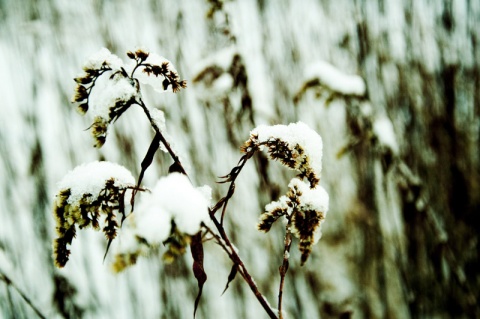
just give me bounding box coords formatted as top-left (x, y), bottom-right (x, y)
top-left (131, 132), bottom-right (161, 213)
top-left (168, 161), bottom-right (184, 174)
top-left (221, 263), bottom-right (238, 295)
top-left (190, 233), bottom-right (207, 318)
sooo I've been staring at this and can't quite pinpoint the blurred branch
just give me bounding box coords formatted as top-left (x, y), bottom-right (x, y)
top-left (0, 269), bottom-right (47, 319)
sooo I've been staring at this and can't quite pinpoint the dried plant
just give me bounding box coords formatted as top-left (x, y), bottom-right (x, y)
top-left (53, 47), bottom-right (330, 319)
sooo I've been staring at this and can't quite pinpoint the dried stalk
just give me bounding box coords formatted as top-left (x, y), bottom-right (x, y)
top-left (278, 222), bottom-right (293, 319)
top-left (137, 100), bottom-right (278, 319)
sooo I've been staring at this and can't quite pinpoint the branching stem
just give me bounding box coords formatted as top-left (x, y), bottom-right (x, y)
top-left (137, 94), bottom-right (277, 318)
top-left (207, 212), bottom-right (278, 319)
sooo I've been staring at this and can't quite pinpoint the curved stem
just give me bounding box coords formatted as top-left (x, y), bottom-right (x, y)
top-left (130, 59), bottom-right (145, 78)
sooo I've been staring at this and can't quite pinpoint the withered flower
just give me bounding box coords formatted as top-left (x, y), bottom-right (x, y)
top-left (134, 49), bottom-right (149, 61)
top-left (53, 161), bottom-right (135, 268)
top-left (72, 85), bottom-right (88, 103)
top-left (258, 178), bottom-right (329, 265)
top-left (242, 122), bottom-right (323, 188)
top-left (134, 52), bottom-right (186, 94)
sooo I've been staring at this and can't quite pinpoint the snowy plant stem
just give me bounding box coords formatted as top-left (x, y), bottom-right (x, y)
top-left (278, 225), bottom-right (293, 319)
top-left (208, 210), bottom-right (278, 319)
top-left (136, 99), bottom-right (187, 175)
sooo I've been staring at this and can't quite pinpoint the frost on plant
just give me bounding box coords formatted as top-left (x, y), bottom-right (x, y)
top-left (112, 173), bottom-right (211, 272)
top-left (52, 161), bottom-right (135, 267)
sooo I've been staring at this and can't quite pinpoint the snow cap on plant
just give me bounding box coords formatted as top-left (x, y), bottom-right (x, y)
top-left (245, 122), bottom-right (329, 265)
top-left (112, 173), bottom-right (211, 272)
top-left (71, 47), bottom-right (186, 147)
top-left (258, 178), bottom-right (329, 265)
top-left (52, 161), bottom-right (135, 268)
top-left (242, 121), bottom-right (323, 188)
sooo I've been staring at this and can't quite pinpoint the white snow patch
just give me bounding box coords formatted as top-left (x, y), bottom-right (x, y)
top-left (56, 161), bottom-right (135, 205)
top-left (150, 108), bottom-right (166, 132)
top-left (373, 116), bottom-right (399, 154)
top-left (134, 173), bottom-right (210, 241)
top-left (250, 121), bottom-right (323, 177)
top-left (89, 75), bottom-right (138, 119)
top-left (305, 61), bottom-right (366, 96)
top-left (288, 178), bottom-right (329, 218)
top-left (83, 47), bottom-right (124, 71)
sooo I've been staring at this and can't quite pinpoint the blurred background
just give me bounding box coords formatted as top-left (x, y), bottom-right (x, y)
top-left (0, 0), bottom-right (479, 318)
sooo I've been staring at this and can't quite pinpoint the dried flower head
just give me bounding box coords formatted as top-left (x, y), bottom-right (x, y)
top-left (135, 52), bottom-right (187, 93)
top-left (53, 161), bottom-right (135, 268)
top-left (86, 73), bottom-right (139, 147)
top-left (242, 122), bottom-right (323, 188)
top-left (71, 48), bottom-right (186, 147)
top-left (258, 178), bottom-right (329, 265)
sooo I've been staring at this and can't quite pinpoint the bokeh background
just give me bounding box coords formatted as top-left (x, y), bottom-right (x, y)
top-left (0, 0), bottom-right (479, 318)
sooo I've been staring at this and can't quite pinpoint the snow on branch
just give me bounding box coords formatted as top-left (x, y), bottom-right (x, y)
top-left (373, 115), bottom-right (399, 155)
top-left (131, 51), bottom-right (187, 93)
top-left (53, 161), bottom-right (135, 268)
top-left (81, 48), bottom-right (124, 72)
top-left (192, 46), bottom-right (242, 98)
top-left (294, 60), bottom-right (366, 104)
top-left (305, 61), bottom-right (366, 96)
top-left (242, 121), bottom-right (323, 188)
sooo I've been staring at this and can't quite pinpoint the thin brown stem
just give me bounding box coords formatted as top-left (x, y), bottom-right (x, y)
top-left (208, 210), bottom-right (278, 319)
top-left (216, 152), bottom-right (254, 225)
top-left (278, 225), bottom-right (293, 319)
top-left (136, 99), bottom-right (187, 175)
top-left (138, 98), bottom-right (276, 318)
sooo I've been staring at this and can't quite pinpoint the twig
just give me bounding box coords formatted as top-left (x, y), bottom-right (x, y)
top-left (208, 210), bottom-right (278, 319)
top-left (136, 98), bottom-right (187, 176)
top-left (137, 95), bottom-right (277, 318)
top-left (0, 270), bottom-right (47, 319)
top-left (216, 153), bottom-right (253, 225)
top-left (278, 223), bottom-right (293, 319)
